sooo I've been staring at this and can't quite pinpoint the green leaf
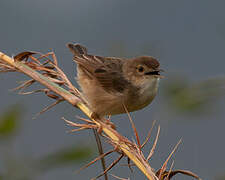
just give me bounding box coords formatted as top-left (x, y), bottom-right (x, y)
top-left (0, 105), bottom-right (22, 137)
top-left (37, 145), bottom-right (94, 171)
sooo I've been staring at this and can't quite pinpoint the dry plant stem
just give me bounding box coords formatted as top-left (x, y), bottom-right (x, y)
top-left (0, 52), bottom-right (80, 106)
top-left (93, 129), bottom-right (108, 180)
top-left (0, 51), bottom-right (157, 180)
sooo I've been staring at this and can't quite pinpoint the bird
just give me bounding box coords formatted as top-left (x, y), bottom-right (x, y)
top-left (67, 43), bottom-right (163, 180)
top-left (67, 43), bottom-right (163, 118)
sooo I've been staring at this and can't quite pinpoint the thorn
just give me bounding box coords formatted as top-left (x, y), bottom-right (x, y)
top-left (123, 104), bottom-right (141, 150)
top-left (11, 79), bottom-right (35, 92)
top-left (63, 117), bottom-right (96, 129)
top-left (147, 125), bottom-right (160, 161)
top-left (141, 120), bottom-right (156, 148)
top-left (18, 89), bottom-right (47, 95)
top-left (32, 99), bottom-right (64, 119)
top-left (167, 169), bottom-right (202, 180)
top-left (51, 51), bottom-right (58, 66)
top-left (110, 174), bottom-right (130, 180)
top-left (158, 139), bottom-right (182, 179)
top-left (76, 115), bottom-right (94, 124)
top-left (67, 127), bottom-right (88, 132)
top-left (76, 149), bottom-right (115, 174)
top-left (165, 160), bottom-right (174, 180)
top-left (92, 154), bottom-right (123, 180)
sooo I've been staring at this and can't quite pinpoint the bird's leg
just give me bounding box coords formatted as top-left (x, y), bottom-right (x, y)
top-left (105, 115), bottom-right (116, 130)
top-left (90, 112), bottom-right (104, 134)
top-left (91, 113), bottom-right (116, 134)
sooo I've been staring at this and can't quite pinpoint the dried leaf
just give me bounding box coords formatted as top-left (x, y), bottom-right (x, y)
top-left (14, 51), bottom-right (37, 61)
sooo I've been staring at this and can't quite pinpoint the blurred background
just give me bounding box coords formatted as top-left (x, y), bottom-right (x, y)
top-left (0, 0), bottom-right (225, 179)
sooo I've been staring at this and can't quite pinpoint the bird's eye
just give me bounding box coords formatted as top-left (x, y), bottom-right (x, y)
top-left (137, 65), bottom-right (144, 73)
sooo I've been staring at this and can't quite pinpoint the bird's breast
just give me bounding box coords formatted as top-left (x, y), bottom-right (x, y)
top-left (126, 78), bottom-right (160, 112)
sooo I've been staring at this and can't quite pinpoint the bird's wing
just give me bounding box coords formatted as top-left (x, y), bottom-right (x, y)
top-left (67, 43), bottom-right (130, 94)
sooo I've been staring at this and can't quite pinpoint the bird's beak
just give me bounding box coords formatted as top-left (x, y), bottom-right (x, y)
top-left (158, 69), bottom-right (165, 79)
top-left (144, 69), bottom-right (165, 78)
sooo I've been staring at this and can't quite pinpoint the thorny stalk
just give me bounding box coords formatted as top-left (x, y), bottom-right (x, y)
top-left (0, 50), bottom-right (201, 180)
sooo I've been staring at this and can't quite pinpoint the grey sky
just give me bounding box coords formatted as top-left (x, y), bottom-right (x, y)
top-left (1, 0), bottom-right (225, 179)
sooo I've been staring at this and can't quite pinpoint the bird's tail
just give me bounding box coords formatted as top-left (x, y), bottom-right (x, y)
top-left (67, 43), bottom-right (87, 56)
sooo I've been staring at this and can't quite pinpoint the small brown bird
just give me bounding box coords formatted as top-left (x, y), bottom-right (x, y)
top-left (67, 43), bottom-right (163, 118)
